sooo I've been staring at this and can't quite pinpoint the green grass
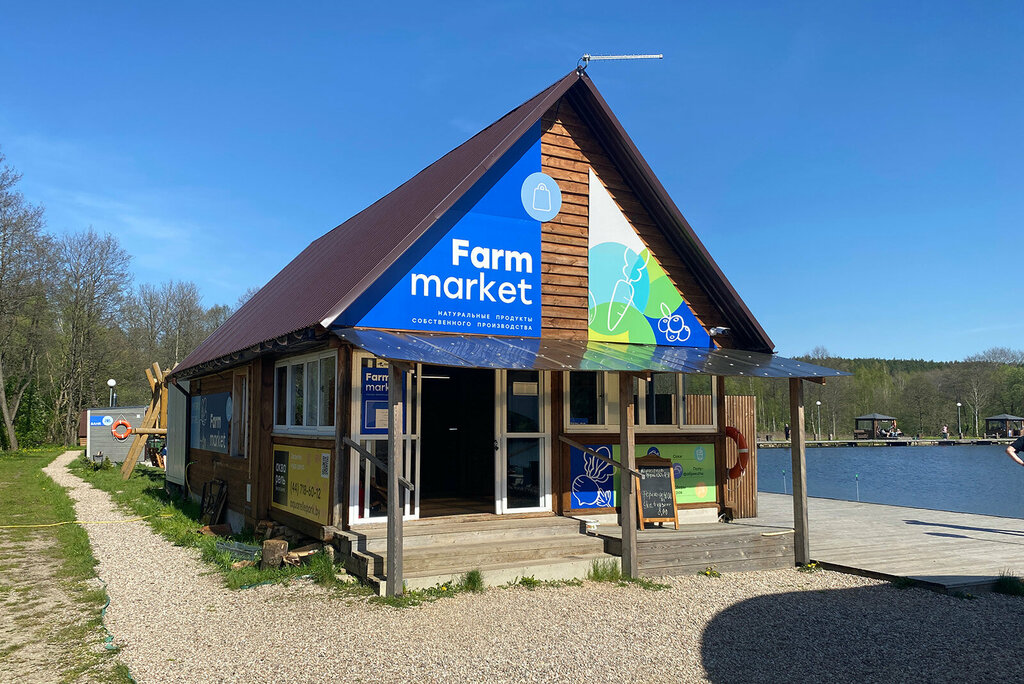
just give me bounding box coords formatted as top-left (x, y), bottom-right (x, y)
top-left (586, 559), bottom-right (670, 590)
top-left (500, 575), bottom-right (586, 591)
top-left (993, 572), bottom-right (1024, 597)
top-left (68, 455), bottom-right (366, 594)
top-left (373, 569), bottom-right (489, 608)
top-left (587, 559), bottom-right (622, 582)
top-left (0, 446), bottom-right (131, 681)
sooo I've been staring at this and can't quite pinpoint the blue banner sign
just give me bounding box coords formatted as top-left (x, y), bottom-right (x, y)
top-left (357, 124), bottom-right (552, 337)
top-left (361, 367), bottom-right (390, 435)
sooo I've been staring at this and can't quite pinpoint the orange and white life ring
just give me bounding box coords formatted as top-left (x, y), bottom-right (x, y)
top-left (111, 419), bottom-right (133, 441)
top-left (726, 426), bottom-right (749, 480)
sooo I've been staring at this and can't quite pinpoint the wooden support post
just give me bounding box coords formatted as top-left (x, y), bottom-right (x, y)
top-left (789, 378), bottom-right (811, 565)
top-left (618, 372), bottom-right (638, 578)
top-left (386, 363), bottom-right (405, 597)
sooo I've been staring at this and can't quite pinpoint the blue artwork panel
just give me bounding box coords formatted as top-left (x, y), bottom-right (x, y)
top-left (357, 124), bottom-right (552, 337)
top-left (570, 445), bottom-right (617, 509)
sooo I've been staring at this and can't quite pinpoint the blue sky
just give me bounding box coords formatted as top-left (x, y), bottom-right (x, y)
top-left (1, 2), bottom-right (1021, 361)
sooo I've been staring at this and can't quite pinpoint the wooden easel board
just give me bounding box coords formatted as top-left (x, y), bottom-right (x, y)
top-left (636, 465), bottom-right (679, 530)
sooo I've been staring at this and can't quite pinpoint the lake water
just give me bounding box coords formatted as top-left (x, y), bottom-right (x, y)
top-left (757, 445), bottom-right (1024, 519)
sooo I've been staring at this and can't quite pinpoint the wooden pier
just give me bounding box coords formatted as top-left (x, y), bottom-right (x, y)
top-left (757, 437), bottom-right (1015, 448)
top-left (747, 492), bottom-right (1024, 593)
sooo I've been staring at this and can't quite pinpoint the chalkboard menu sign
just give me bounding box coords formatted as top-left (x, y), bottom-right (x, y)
top-left (636, 465), bottom-right (679, 530)
top-left (190, 392), bottom-right (232, 454)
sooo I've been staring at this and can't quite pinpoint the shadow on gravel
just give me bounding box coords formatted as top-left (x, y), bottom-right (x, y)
top-left (701, 583), bottom-right (1021, 683)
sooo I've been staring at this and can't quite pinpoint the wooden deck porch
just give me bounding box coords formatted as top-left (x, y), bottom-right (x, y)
top-left (595, 521), bottom-right (794, 576)
top-left (749, 492), bottom-right (1024, 593)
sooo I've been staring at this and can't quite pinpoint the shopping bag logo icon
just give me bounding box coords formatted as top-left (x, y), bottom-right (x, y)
top-left (532, 183), bottom-right (551, 212)
top-left (521, 172), bottom-right (561, 221)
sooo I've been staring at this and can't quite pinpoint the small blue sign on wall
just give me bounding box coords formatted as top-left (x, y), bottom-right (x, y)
top-left (361, 367), bottom-right (390, 435)
top-left (357, 123), bottom-right (556, 338)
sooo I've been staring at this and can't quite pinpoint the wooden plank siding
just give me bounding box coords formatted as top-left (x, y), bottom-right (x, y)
top-left (539, 102), bottom-right (729, 340)
top-left (724, 395), bottom-right (758, 519)
top-left (540, 104), bottom-right (589, 340)
top-left (187, 343), bottom-right (349, 533)
top-left (186, 367), bottom-right (254, 525)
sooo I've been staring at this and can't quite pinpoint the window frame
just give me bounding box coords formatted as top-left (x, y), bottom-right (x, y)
top-left (230, 369), bottom-right (250, 458)
top-left (563, 371), bottom-right (718, 433)
top-left (273, 349), bottom-right (338, 436)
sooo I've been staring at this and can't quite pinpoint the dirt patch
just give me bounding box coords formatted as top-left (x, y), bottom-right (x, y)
top-left (0, 500), bottom-right (126, 682)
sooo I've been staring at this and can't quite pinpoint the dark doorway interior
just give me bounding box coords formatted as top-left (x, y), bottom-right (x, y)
top-left (418, 366), bottom-right (495, 517)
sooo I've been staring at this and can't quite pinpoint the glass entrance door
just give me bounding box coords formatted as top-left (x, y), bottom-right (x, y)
top-left (495, 370), bottom-right (551, 513)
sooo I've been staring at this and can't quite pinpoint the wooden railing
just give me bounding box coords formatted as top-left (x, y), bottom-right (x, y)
top-left (342, 436), bottom-right (415, 492)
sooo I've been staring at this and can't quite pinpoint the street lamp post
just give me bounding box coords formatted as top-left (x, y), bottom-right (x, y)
top-left (107, 379), bottom-right (116, 408)
top-left (815, 400), bottom-right (822, 441)
top-left (956, 402), bottom-right (962, 439)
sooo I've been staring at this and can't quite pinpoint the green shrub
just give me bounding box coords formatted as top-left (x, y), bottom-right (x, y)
top-left (459, 569), bottom-right (485, 593)
top-left (994, 572), bottom-right (1024, 597)
top-left (587, 559), bottom-right (622, 582)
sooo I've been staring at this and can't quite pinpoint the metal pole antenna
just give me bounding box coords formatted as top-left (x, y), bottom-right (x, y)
top-left (578, 53), bottom-right (664, 71)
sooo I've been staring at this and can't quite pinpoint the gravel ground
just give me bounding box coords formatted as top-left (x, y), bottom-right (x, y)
top-left (45, 451), bottom-right (1024, 683)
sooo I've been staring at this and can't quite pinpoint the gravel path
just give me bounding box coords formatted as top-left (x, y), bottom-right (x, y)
top-left (46, 451), bottom-right (1024, 683)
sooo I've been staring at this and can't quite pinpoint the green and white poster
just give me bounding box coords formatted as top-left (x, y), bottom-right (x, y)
top-left (570, 442), bottom-right (716, 507)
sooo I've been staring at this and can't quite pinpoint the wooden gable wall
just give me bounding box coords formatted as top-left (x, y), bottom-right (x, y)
top-left (539, 101), bottom-right (730, 341)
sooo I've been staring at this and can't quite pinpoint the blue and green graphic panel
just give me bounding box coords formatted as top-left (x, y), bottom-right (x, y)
top-left (587, 169), bottom-right (711, 347)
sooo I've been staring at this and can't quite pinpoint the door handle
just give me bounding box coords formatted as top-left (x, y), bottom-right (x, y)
top-left (494, 440), bottom-right (499, 451)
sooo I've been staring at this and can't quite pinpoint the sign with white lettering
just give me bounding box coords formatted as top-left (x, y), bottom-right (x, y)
top-left (190, 392), bottom-right (231, 454)
top-left (356, 124), bottom-right (549, 337)
top-left (360, 366), bottom-right (406, 436)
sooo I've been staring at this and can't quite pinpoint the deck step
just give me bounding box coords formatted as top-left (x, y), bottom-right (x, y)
top-left (344, 517), bottom-right (587, 553)
top-left (359, 534), bottom-right (607, 576)
top-left (597, 522), bottom-right (795, 577)
top-left (334, 515), bottom-right (616, 591)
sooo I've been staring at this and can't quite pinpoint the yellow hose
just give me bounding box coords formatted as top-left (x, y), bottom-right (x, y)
top-left (0, 513), bottom-right (173, 529)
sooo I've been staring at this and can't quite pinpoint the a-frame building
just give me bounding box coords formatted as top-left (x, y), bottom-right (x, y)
top-left (168, 69), bottom-right (843, 594)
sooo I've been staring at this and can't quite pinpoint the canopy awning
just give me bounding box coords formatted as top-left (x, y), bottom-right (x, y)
top-left (333, 328), bottom-right (848, 379)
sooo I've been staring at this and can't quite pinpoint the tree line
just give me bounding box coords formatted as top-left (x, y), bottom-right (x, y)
top-left (5, 149), bottom-right (1021, 449)
top-left (726, 346), bottom-right (1024, 440)
top-left (0, 151), bottom-right (249, 450)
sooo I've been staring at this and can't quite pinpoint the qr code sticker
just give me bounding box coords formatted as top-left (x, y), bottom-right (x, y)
top-left (321, 453), bottom-right (330, 479)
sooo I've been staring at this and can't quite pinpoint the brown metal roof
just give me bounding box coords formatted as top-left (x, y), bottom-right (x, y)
top-left (173, 69), bottom-right (775, 378)
top-left (173, 71), bottom-right (579, 376)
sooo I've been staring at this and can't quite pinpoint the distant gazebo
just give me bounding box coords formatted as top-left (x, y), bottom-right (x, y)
top-left (984, 414), bottom-right (1023, 438)
top-left (854, 413), bottom-right (896, 440)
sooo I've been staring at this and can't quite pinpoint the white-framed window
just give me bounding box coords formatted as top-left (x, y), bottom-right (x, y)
top-left (565, 371), bottom-right (616, 431)
top-left (564, 371), bottom-right (717, 432)
top-left (273, 350), bottom-right (337, 435)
